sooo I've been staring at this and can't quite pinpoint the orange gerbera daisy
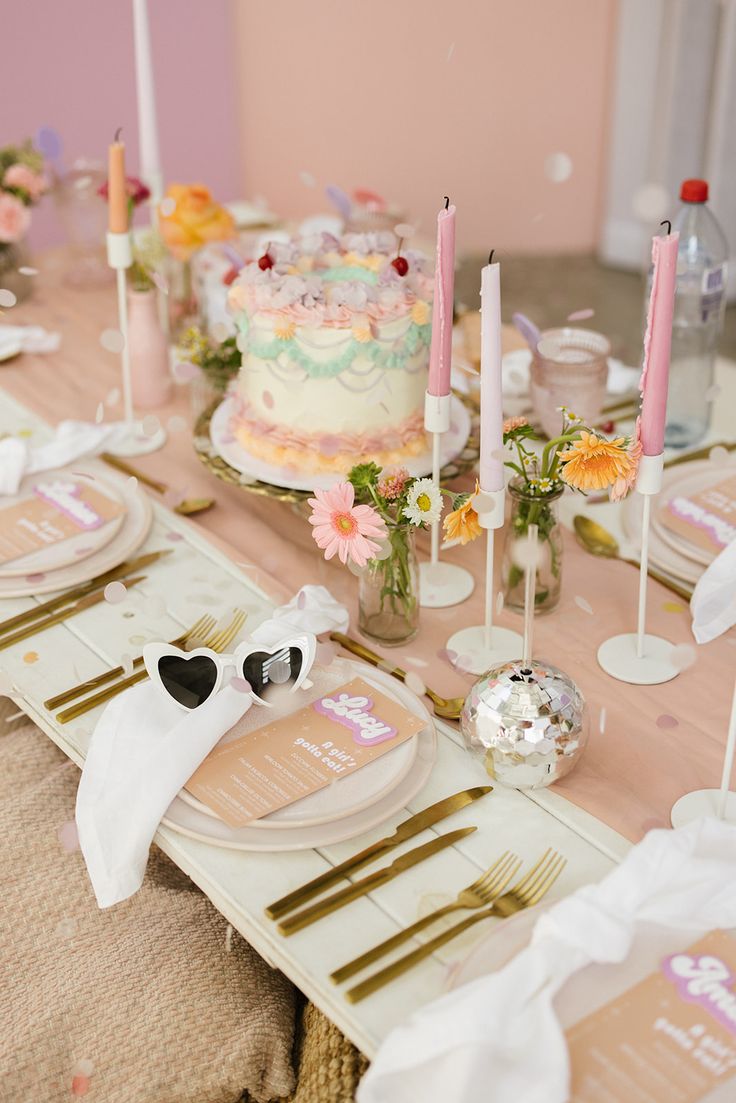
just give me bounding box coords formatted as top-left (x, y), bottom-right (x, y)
top-left (558, 431), bottom-right (635, 492)
top-left (443, 482), bottom-right (483, 545)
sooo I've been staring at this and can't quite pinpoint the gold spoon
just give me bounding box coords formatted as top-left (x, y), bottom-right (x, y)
top-left (101, 452), bottom-right (215, 516)
top-left (573, 515), bottom-right (693, 601)
top-left (330, 631), bottom-right (466, 721)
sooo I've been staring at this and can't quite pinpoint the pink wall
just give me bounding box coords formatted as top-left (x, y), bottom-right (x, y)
top-left (2, 0), bottom-right (241, 249)
top-left (234, 0), bottom-right (618, 254)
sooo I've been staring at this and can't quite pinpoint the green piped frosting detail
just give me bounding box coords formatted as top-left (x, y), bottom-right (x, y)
top-left (321, 265), bottom-right (378, 284)
top-left (237, 316), bottom-right (431, 379)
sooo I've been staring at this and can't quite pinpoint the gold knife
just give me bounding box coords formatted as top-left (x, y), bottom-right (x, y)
top-left (265, 786), bottom-right (492, 920)
top-left (277, 826), bottom-right (477, 936)
top-left (0, 549), bottom-right (171, 638)
top-left (0, 575), bottom-right (145, 651)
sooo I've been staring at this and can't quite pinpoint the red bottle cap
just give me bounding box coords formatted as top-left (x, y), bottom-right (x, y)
top-left (680, 178), bottom-right (708, 202)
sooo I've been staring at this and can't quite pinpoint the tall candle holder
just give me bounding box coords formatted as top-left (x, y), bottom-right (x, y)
top-left (445, 485), bottom-right (522, 674)
top-left (105, 230), bottom-right (167, 457)
top-left (671, 677), bottom-right (736, 826)
top-left (597, 453), bottom-right (679, 684)
top-left (418, 391), bottom-right (475, 608)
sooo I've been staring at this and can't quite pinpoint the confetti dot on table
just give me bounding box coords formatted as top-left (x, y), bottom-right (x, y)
top-left (71, 1074), bottom-right (90, 1097)
top-left (632, 183), bottom-right (669, 222)
top-left (173, 360), bottom-right (199, 383)
top-left (598, 707), bottom-right (607, 734)
top-left (446, 41), bottom-right (455, 62)
top-left (574, 595), bottom-right (594, 616)
top-left (167, 415), bottom-right (187, 434)
top-left (670, 643), bottom-right (696, 671)
top-left (160, 197), bottom-right (176, 217)
top-left (104, 581), bottom-right (127, 604)
top-left (128, 634), bottom-right (147, 646)
top-left (496, 591), bottom-right (505, 616)
top-left (23, 651), bottom-right (39, 664)
top-left (142, 414), bottom-right (161, 438)
top-left (230, 676), bottom-right (252, 694)
top-left (299, 170), bottom-right (317, 188)
top-left (100, 328), bottom-right (124, 354)
top-left (94, 402), bottom-right (105, 424)
top-left (72, 1059), bottom-right (94, 1079)
top-left (57, 820), bottom-right (79, 853)
top-left (105, 387), bottom-right (120, 407)
top-left (25, 572), bottom-right (45, 583)
top-left (709, 445), bottom-right (729, 464)
top-left (567, 308), bottom-right (594, 322)
top-left (544, 152), bottom-right (573, 183)
top-left (0, 288), bottom-right (18, 308)
top-left (404, 671), bottom-right (426, 697)
top-left (404, 654), bottom-right (428, 668)
top-left (18, 266), bottom-right (39, 277)
top-left (656, 713), bottom-right (679, 729)
top-left (394, 222), bottom-right (416, 239)
top-left (662, 600), bottom-right (686, 614)
top-left (55, 917), bottom-right (77, 939)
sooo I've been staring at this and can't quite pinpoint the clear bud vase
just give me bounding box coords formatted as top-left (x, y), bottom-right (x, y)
top-left (502, 478), bottom-right (564, 613)
top-left (358, 523), bottom-right (419, 646)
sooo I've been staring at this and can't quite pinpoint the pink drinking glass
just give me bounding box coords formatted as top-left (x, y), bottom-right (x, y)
top-left (530, 327), bottom-right (610, 438)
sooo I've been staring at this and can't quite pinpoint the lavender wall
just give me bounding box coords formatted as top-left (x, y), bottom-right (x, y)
top-left (2, 0), bottom-right (240, 249)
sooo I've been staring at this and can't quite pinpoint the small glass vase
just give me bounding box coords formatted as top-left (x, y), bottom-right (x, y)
top-left (502, 478), bottom-right (564, 614)
top-left (0, 241), bottom-right (34, 304)
top-left (358, 524), bottom-right (419, 646)
top-left (168, 256), bottom-right (200, 341)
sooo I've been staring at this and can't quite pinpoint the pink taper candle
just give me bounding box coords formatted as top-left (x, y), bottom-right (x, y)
top-left (427, 199), bottom-right (456, 397)
top-left (479, 255), bottom-right (505, 492)
top-left (639, 228), bottom-right (679, 455)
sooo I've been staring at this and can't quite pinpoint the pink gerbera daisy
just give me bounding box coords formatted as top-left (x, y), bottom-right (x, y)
top-left (308, 482), bottom-right (387, 567)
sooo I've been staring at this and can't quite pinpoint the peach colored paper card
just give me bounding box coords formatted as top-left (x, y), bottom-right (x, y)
top-left (660, 475), bottom-right (736, 555)
top-left (185, 676), bottom-right (426, 827)
top-left (0, 477), bottom-right (125, 566)
top-left (568, 930), bottom-right (736, 1102)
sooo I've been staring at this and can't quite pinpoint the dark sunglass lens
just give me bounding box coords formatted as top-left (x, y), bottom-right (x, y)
top-left (158, 654), bottom-right (219, 709)
top-left (241, 647), bottom-right (304, 700)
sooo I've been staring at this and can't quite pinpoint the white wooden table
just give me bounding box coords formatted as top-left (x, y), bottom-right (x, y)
top-left (0, 389), bottom-right (633, 1057)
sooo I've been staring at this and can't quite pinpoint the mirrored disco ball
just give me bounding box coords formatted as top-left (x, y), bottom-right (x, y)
top-left (461, 659), bottom-right (588, 790)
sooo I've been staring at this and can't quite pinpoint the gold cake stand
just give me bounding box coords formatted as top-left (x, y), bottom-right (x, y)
top-left (193, 394), bottom-right (480, 505)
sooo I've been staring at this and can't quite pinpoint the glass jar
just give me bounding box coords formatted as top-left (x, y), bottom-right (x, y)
top-left (358, 524), bottom-right (419, 646)
top-left (530, 327), bottom-right (609, 438)
top-left (53, 159), bottom-right (114, 288)
top-left (0, 241), bottom-right (34, 304)
top-left (502, 479), bottom-right (564, 614)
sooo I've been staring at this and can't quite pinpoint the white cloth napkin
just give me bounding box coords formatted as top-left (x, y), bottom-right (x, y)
top-left (358, 818), bottom-right (736, 1103)
top-left (0, 420), bottom-right (134, 495)
top-left (0, 322), bottom-right (61, 357)
top-left (690, 539), bottom-right (736, 644)
top-left (76, 586), bottom-right (349, 908)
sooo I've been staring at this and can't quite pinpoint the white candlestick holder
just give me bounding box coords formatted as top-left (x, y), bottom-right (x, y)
top-left (597, 453), bottom-right (678, 685)
top-left (671, 677), bottom-right (736, 827)
top-left (419, 391), bottom-right (475, 608)
top-left (104, 231), bottom-right (167, 457)
top-left (445, 486), bottom-right (523, 674)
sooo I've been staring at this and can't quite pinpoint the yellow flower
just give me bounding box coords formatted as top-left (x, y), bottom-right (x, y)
top-left (274, 321), bottom-right (296, 341)
top-left (158, 183), bottom-right (235, 261)
top-left (411, 300), bottom-right (430, 325)
top-left (558, 431), bottom-right (635, 492)
top-left (443, 482), bottom-right (483, 545)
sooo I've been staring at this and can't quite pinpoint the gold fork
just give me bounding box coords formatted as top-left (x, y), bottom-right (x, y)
top-left (44, 613), bottom-right (217, 711)
top-left (331, 851), bottom-right (522, 985)
top-left (344, 849), bottom-right (566, 1003)
top-left (55, 609), bottom-right (247, 723)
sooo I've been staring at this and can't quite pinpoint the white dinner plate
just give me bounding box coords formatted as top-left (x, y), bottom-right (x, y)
top-left (0, 467), bottom-right (152, 599)
top-left (208, 394), bottom-right (472, 493)
top-left (0, 467), bottom-right (126, 578)
top-left (162, 660), bottom-right (437, 851)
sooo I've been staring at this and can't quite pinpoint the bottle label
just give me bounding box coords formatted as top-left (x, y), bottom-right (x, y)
top-left (701, 264), bottom-right (726, 322)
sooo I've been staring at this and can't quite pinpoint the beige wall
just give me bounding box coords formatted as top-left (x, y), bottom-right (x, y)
top-left (234, 0), bottom-right (618, 254)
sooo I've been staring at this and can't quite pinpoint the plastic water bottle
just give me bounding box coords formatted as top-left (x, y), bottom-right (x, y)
top-left (650, 179), bottom-right (728, 448)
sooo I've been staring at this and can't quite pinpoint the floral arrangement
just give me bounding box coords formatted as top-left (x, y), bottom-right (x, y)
top-left (178, 326), bottom-right (240, 394)
top-left (0, 141), bottom-right (48, 245)
top-left (158, 184), bottom-right (235, 262)
top-left (308, 463), bottom-right (443, 642)
top-left (97, 175), bottom-right (150, 217)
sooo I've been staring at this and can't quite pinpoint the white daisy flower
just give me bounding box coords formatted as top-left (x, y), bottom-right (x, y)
top-left (403, 478), bottom-right (443, 526)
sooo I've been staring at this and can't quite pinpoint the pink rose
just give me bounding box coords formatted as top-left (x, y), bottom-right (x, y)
top-left (3, 162), bottom-right (48, 202)
top-left (0, 193), bottom-right (31, 243)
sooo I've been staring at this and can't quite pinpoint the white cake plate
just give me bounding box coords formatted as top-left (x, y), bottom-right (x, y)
top-left (671, 789), bottom-right (736, 828)
top-left (597, 632), bottom-right (679, 685)
top-left (209, 395), bottom-right (472, 493)
top-left (445, 625), bottom-right (524, 676)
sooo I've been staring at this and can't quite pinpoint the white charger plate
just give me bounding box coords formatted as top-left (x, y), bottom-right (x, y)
top-left (209, 394), bottom-right (472, 493)
top-left (0, 467), bottom-right (126, 578)
top-left (162, 660), bottom-right (437, 851)
top-left (0, 467), bottom-right (152, 599)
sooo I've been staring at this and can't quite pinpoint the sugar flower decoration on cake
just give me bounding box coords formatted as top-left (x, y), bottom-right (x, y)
top-left (159, 183), bottom-right (235, 261)
top-left (443, 480), bottom-right (483, 545)
top-left (308, 482), bottom-right (387, 567)
top-left (403, 478), bottom-right (443, 527)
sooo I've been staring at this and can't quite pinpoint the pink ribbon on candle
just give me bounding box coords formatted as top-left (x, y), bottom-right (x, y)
top-left (639, 229), bottom-right (679, 456)
top-left (427, 200), bottom-right (456, 398)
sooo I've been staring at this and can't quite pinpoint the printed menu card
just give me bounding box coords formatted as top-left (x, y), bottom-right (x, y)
top-left (0, 477), bottom-right (124, 566)
top-left (568, 930), bottom-right (736, 1102)
top-left (185, 676), bottom-right (426, 826)
top-left (660, 475), bottom-right (736, 556)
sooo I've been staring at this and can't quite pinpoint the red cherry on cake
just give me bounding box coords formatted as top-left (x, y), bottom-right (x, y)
top-left (258, 253), bottom-right (274, 271)
top-left (391, 255), bottom-right (409, 276)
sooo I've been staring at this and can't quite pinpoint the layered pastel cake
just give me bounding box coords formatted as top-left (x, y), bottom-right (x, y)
top-left (226, 231), bottom-right (433, 474)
